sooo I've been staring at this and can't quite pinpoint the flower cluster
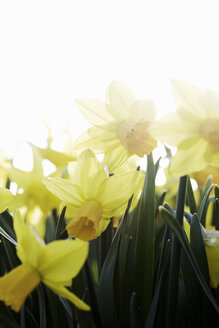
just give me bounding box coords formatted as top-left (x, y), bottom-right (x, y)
top-left (1, 79), bottom-right (219, 327)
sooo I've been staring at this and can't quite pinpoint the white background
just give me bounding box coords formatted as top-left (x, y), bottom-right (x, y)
top-left (1, 0), bottom-right (219, 169)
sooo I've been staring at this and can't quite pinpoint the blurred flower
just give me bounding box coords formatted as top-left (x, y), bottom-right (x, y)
top-left (0, 150), bottom-right (11, 187)
top-left (31, 124), bottom-right (78, 176)
top-left (6, 145), bottom-right (60, 236)
top-left (43, 149), bottom-right (138, 241)
top-left (193, 166), bottom-right (219, 188)
top-left (74, 81), bottom-right (157, 173)
top-left (150, 79), bottom-right (219, 176)
top-left (0, 211), bottom-right (89, 312)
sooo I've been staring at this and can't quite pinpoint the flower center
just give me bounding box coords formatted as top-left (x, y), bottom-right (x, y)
top-left (201, 119), bottom-right (219, 153)
top-left (0, 263), bottom-right (41, 312)
top-left (117, 121), bottom-right (157, 157)
top-left (66, 200), bottom-right (103, 241)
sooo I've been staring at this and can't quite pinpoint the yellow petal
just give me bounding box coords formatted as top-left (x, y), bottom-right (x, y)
top-left (75, 99), bottom-right (114, 125)
top-left (105, 81), bottom-right (136, 120)
top-left (148, 111), bottom-right (196, 146)
top-left (130, 99), bottom-right (156, 122)
top-left (66, 201), bottom-right (103, 241)
top-left (7, 167), bottom-right (31, 188)
top-left (73, 149), bottom-right (106, 199)
top-left (170, 137), bottom-right (209, 176)
top-left (205, 89), bottom-right (219, 118)
top-left (205, 246), bottom-right (219, 288)
top-left (0, 264), bottom-right (40, 312)
top-left (0, 187), bottom-right (14, 213)
top-left (36, 146), bottom-right (77, 167)
top-left (209, 151), bottom-right (219, 168)
top-left (38, 239), bottom-right (88, 283)
top-left (31, 145), bottom-right (44, 180)
top-left (74, 130), bottom-right (106, 152)
top-left (43, 177), bottom-right (84, 207)
top-left (103, 142), bottom-right (130, 173)
top-left (97, 171), bottom-right (138, 217)
top-left (171, 79), bottom-right (208, 119)
top-left (13, 211), bottom-right (44, 267)
top-left (42, 279), bottom-right (90, 311)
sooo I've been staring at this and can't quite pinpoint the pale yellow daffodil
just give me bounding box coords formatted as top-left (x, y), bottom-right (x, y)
top-left (0, 150), bottom-right (12, 187)
top-left (6, 145), bottom-right (60, 236)
top-left (43, 149), bottom-right (139, 241)
top-left (31, 124), bottom-right (77, 171)
top-left (0, 211), bottom-right (89, 312)
top-left (150, 79), bottom-right (219, 176)
top-left (74, 81), bottom-right (157, 172)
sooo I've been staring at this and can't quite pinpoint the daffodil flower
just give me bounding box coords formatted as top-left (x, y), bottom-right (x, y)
top-left (0, 211), bottom-right (89, 312)
top-left (6, 145), bottom-right (60, 236)
top-left (43, 149), bottom-right (139, 241)
top-left (74, 81), bottom-right (157, 172)
top-left (150, 79), bottom-right (219, 176)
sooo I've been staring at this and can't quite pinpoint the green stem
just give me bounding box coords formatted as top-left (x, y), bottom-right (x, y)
top-left (166, 175), bottom-right (187, 328)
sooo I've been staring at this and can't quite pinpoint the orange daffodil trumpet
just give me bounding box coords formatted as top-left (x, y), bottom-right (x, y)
top-left (74, 81), bottom-right (158, 173)
top-left (0, 211), bottom-right (89, 312)
top-left (150, 79), bottom-right (219, 176)
top-left (43, 149), bottom-right (139, 241)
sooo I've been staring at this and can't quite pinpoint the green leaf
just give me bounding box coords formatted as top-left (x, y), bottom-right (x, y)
top-left (0, 211), bottom-right (16, 240)
top-left (160, 206), bottom-right (219, 315)
top-left (166, 175), bottom-right (187, 328)
top-left (181, 214), bottom-right (212, 326)
top-left (98, 198), bottom-right (133, 328)
top-left (114, 208), bottom-right (137, 327)
top-left (213, 186), bottom-right (219, 230)
top-left (0, 302), bottom-right (20, 328)
top-left (134, 153), bottom-right (155, 321)
top-left (37, 284), bottom-right (47, 328)
top-left (98, 219), bottom-right (114, 275)
top-left (83, 261), bottom-right (102, 327)
top-left (186, 176), bottom-right (197, 214)
top-left (198, 184), bottom-right (213, 227)
top-left (190, 214), bottom-right (210, 284)
top-left (55, 207), bottom-right (67, 240)
top-left (129, 293), bottom-right (142, 328)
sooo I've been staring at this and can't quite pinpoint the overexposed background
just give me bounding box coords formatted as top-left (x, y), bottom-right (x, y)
top-left (1, 0), bottom-right (219, 170)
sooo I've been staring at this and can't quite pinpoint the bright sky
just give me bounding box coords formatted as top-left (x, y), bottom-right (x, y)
top-left (1, 0), bottom-right (219, 169)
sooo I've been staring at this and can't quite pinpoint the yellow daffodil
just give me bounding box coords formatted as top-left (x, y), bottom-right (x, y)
top-left (74, 81), bottom-right (157, 172)
top-left (150, 79), bottom-right (219, 176)
top-left (0, 187), bottom-right (23, 214)
top-left (0, 211), bottom-right (89, 312)
top-left (6, 145), bottom-right (60, 236)
top-left (43, 149), bottom-right (139, 241)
